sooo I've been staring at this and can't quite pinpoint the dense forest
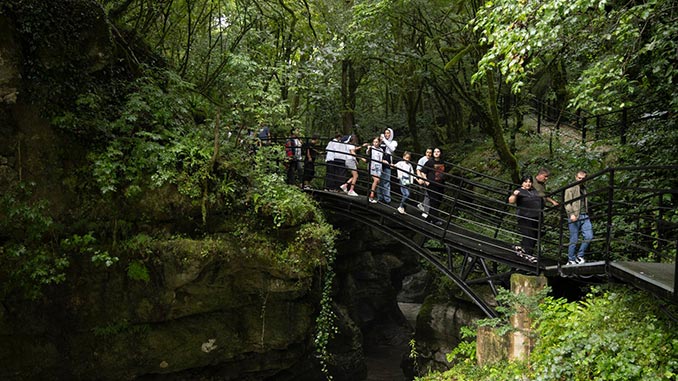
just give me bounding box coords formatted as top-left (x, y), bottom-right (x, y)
top-left (1, 0), bottom-right (677, 380)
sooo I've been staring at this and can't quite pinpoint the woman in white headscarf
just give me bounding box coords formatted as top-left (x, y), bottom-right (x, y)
top-left (377, 128), bottom-right (398, 203)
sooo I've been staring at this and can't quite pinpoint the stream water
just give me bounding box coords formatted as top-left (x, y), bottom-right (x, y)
top-left (364, 302), bottom-right (421, 381)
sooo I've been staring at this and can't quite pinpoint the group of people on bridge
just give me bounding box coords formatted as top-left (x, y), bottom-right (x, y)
top-left (261, 125), bottom-right (594, 265)
top-left (508, 169), bottom-right (594, 264)
top-left (322, 129), bottom-right (449, 226)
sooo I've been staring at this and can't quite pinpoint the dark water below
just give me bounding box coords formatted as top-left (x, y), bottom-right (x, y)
top-left (364, 303), bottom-right (421, 381)
top-left (364, 343), bottom-right (409, 381)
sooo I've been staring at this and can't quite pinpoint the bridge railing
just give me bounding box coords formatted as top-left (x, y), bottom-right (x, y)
top-left (528, 98), bottom-right (669, 145)
top-left (265, 136), bottom-right (677, 271)
top-left (282, 138), bottom-right (537, 265)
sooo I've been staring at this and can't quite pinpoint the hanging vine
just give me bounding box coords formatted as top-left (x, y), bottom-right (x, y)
top-left (313, 233), bottom-right (338, 379)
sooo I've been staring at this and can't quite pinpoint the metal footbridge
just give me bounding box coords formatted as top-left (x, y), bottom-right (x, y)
top-left (282, 141), bottom-right (677, 317)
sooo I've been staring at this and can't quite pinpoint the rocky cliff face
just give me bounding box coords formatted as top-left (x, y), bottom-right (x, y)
top-left (0, 3), bottom-right (325, 380)
top-left (327, 218), bottom-right (423, 380)
top-left (1, 238), bottom-right (321, 380)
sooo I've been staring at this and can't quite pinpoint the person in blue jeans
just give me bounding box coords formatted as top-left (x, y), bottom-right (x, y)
top-left (564, 170), bottom-right (594, 265)
top-left (394, 152), bottom-right (414, 214)
top-left (377, 128), bottom-right (398, 203)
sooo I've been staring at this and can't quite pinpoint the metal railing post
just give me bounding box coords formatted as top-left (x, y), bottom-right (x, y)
top-left (446, 245), bottom-right (453, 272)
top-left (658, 192), bottom-right (666, 260)
top-left (441, 188), bottom-right (455, 242)
top-left (605, 169), bottom-right (615, 263)
top-left (558, 189), bottom-right (566, 262)
top-left (536, 211), bottom-right (543, 269)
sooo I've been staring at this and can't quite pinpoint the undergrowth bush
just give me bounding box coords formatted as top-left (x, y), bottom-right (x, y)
top-left (418, 286), bottom-right (678, 381)
top-left (531, 287), bottom-right (678, 381)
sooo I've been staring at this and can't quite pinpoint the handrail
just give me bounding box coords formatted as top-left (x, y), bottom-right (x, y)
top-left (264, 136), bottom-right (677, 300)
top-left (527, 99), bottom-right (667, 144)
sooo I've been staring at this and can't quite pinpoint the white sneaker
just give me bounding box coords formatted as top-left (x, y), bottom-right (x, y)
top-left (566, 260), bottom-right (577, 265)
top-left (340, 184), bottom-right (348, 194)
top-left (576, 257), bottom-right (586, 264)
top-left (421, 213), bottom-right (428, 219)
top-left (347, 190), bottom-right (359, 196)
top-left (397, 207), bottom-right (405, 214)
top-left (417, 203), bottom-right (425, 211)
top-left (368, 198), bottom-right (377, 204)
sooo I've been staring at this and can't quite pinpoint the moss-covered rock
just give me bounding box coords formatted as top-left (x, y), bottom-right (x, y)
top-left (413, 295), bottom-right (486, 373)
top-left (0, 231), bottom-right (322, 380)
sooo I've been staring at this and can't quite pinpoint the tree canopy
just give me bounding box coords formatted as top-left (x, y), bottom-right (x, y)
top-left (87, 0), bottom-right (676, 180)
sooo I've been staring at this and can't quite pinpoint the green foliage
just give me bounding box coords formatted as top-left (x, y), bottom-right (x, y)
top-left (249, 145), bottom-right (322, 228)
top-left (2, 1), bottom-right (114, 109)
top-left (312, 226), bottom-right (339, 380)
top-left (409, 339), bottom-right (421, 374)
top-left (62, 232), bottom-right (118, 268)
top-left (531, 287), bottom-right (678, 381)
top-left (0, 183), bottom-right (67, 299)
top-left (90, 250), bottom-right (119, 267)
top-left (445, 326), bottom-right (477, 365)
top-left (0, 182), bottom-right (53, 242)
top-left (126, 261), bottom-right (150, 282)
top-left (0, 245), bottom-right (70, 300)
top-left (472, 0), bottom-right (677, 112)
top-left (83, 71), bottom-right (208, 195)
top-left (475, 286), bottom-right (551, 337)
top-left (279, 222), bottom-right (335, 273)
top-left (433, 324), bottom-right (532, 381)
top-left (250, 174), bottom-right (318, 227)
top-left (420, 286), bottom-right (678, 381)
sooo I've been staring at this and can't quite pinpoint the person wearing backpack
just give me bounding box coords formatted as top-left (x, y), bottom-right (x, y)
top-left (285, 129), bottom-right (303, 186)
top-left (302, 135), bottom-right (320, 189)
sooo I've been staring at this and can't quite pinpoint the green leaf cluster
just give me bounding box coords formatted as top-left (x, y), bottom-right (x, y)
top-left (418, 286), bottom-right (678, 381)
top-left (531, 288), bottom-right (678, 380)
top-left (0, 183), bottom-right (65, 300)
top-left (472, 0), bottom-right (678, 112)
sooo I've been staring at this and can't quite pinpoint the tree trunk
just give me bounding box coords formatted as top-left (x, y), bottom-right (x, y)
top-left (404, 85), bottom-right (423, 152)
top-left (484, 71), bottom-right (520, 183)
top-left (341, 59), bottom-right (357, 134)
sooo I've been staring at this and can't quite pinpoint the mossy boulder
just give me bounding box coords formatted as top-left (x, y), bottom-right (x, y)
top-left (0, 233), bottom-right (321, 380)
